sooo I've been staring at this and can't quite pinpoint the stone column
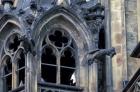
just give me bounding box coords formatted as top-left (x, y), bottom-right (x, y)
top-left (104, 0), bottom-right (113, 92)
top-left (89, 61), bottom-right (98, 92)
top-left (26, 52), bottom-right (37, 92)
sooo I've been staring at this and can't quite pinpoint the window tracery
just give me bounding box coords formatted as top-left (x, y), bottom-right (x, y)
top-left (40, 29), bottom-right (78, 91)
top-left (5, 33), bottom-right (21, 53)
top-left (14, 49), bottom-right (25, 86)
top-left (0, 32), bottom-right (25, 92)
top-left (2, 55), bottom-right (12, 92)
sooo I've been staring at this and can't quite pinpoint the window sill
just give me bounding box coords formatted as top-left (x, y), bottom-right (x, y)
top-left (38, 82), bottom-right (84, 91)
top-left (9, 85), bottom-right (25, 92)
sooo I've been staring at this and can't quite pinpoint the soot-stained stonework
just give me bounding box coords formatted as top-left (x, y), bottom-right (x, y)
top-left (1, 0), bottom-right (140, 92)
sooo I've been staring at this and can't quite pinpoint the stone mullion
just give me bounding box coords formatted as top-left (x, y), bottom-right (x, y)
top-left (12, 61), bottom-right (18, 89)
top-left (57, 53), bottom-right (61, 84)
top-left (26, 52), bottom-right (31, 92)
top-left (37, 49), bottom-right (42, 92)
top-left (88, 60), bottom-right (98, 92)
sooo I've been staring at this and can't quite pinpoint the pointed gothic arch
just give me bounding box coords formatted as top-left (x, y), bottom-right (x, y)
top-left (32, 6), bottom-right (94, 92)
top-left (0, 14), bottom-right (26, 92)
top-left (32, 6), bottom-right (93, 47)
top-left (0, 55), bottom-right (12, 92)
top-left (0, 14), bottom-right (22, 58)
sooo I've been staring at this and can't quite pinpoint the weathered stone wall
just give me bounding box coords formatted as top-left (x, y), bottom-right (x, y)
top-left (110, 0), bottom-right (126, 91)
top-left (0, 0), bottom-right (139, 92)
top-left (125, 0), bottom-right (140, 81)
top-left (110, 0), bottom-right (140, 92)
top-left (125, 0), bottom-right (138, 55)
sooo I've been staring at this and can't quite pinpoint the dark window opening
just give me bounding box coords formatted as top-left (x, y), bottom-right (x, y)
top-left (5, 75), bottom-right (12, 91)
top-left (40, 29), bottom-right (77, 90)
top-left (18, 52), bottom-right (25, 68)
top-left (43, 90), bottom-right (56, 92)
top-left (98, 28), bottom-right (105, 49)
top-left (55, 41), bottom-right (62, 47)
top-left (42, 38), bottom-right (47, 46)
top-left (47, 90), bottom-right (53, 92)
top-left (42, 47), bottom-right (56, 64)
top-left (70, 42), bottom-right (75, 49)
top-left (17, 51), bottom-right (25, 86)
top-left (62, 36), bottom-right (68, 44)
top-left (60, 67), bottom-right (75, 86)
top-left (60, 48), bottom-right (76, 86)
top-left (8, 35), bottom-right (21, 52)
top-left (4, 57), bottom-right (12, 75)
top-left (3, 57), bottom-right (12, 91)
top-left (98, 28), bottom-right (106, 92)
top-left (61, 48), bottom-right (75, 68)
top-left (98, 62), bottom-right (106, 92)
top-left (41, 65), bottom-right (56, 83)
top-left (41, 46), bottom-right (57, 83)
top-left (49, 30), bottom-right (69, 48)
top-left (18, 69), bottom-right (25, 86)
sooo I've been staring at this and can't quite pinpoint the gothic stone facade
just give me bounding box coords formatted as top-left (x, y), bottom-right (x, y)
top-left (0, 0), bottom-right (140, 92)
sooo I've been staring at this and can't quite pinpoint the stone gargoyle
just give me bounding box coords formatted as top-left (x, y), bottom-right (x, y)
top-left (85, 47), bottom-right (116, 65)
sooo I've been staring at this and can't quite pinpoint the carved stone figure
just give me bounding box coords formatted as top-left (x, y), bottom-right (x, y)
top-left (87, 47), bottom-right (116, 65)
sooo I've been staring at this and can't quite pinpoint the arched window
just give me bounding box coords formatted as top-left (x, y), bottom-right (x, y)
top-left (0, 32), bottom-right (25, 92)
top-left (32, 7), bottom-right (90, 92)
top-left (2, 56), bottom-right (12, 92)
top-left (40, 29), bottom-right (78, 91)
top-left (14, 49), bottom-right (25, 87)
